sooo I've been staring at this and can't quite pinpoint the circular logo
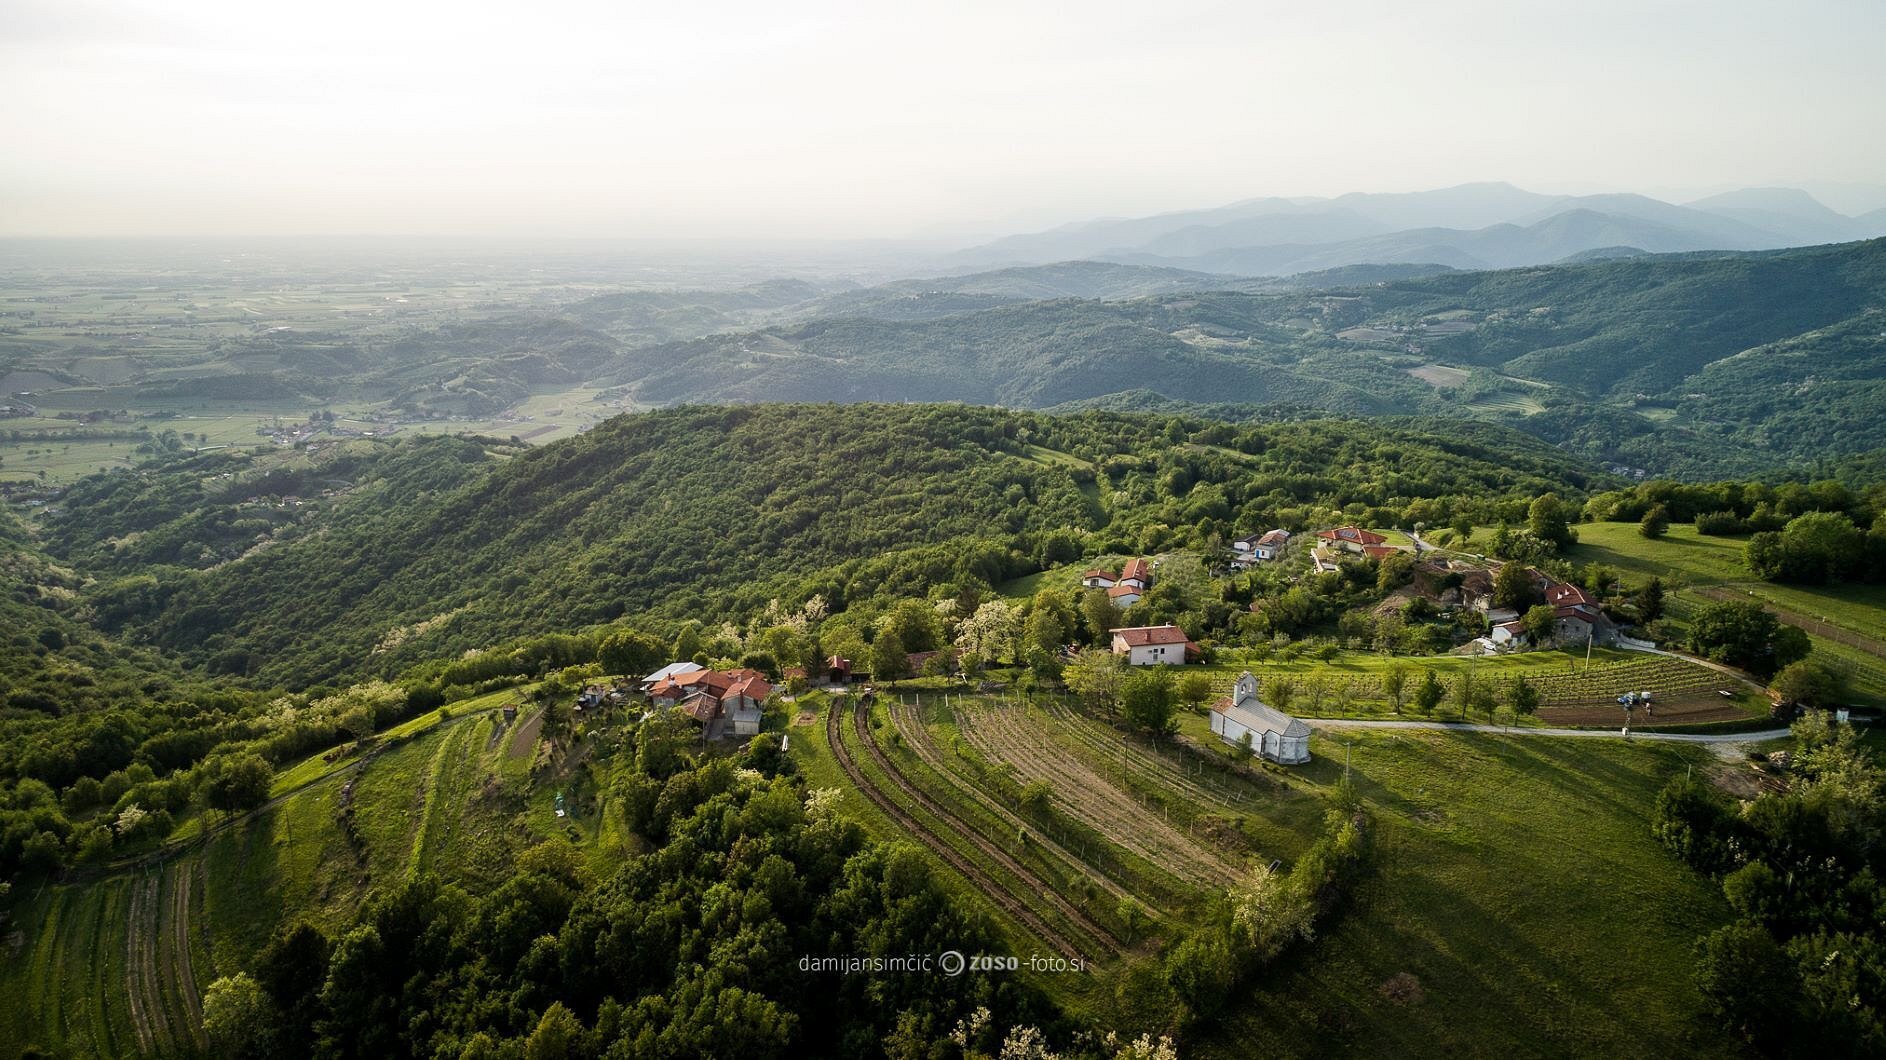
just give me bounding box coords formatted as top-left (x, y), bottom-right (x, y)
top-left (939, 950), bottom-right (965, 976)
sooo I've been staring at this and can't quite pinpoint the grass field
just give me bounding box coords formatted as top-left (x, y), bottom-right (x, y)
top-left (1570, 521), bottom-right (1886, 705)
top-left (1192, 728), bottom-right (1741, 1058)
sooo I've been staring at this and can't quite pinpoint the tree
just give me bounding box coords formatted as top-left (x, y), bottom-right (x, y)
top-left (1521, 604), bottom-right (1559, 643)
top-left (869, 635), bottom-right (909, 685)
top-left (1176, 671), bottom-right (1215, 711)
top-left (1267, 676), bottom-right (1295, 715)
top-left (1120, 669), bottom-right (1177, 735)
top-left (1383, 663), bottom-right (1409, 714)
top-left (1023, 606), bottom-right (1068, 658)
top-left (1507, 675), bottom-right (1541, 720)
top-left (205, 754), bottom-right (274, 814)
top-left (1527, 493), bottom-right (1578, 550)
top-left (1117, 897), bottom-right (1145, 944)
top-left (1413, 669), bottom-right (1444, 715)
top-left (1770, 659), bottom-right (1848, 707)
top-left (1689, 601), bottom-right (1809, 677)
top-left (1376, 551), bottom-right (1416, 592)
top-left (525, 1001), bottom-right (584, 1060)
top-left (1637, 576), bottom-right (1666, 622)
top-left (954, 600), bottom-right (1021, 665)
top-left (1692, 923), bottom-right (1797, 1050)
top-left (203, 973), bottom-right (275, 1059)
top-left (599, 628), bottom-right (665, 677)
top-left (1452, 669), bottom-right (1476, 719)
top-left (1063, 648), bottom-right (1126, 713)
top-left (1080, 589), bottom-right (1121, 645)
top-left (1228, 861), bottom-right (1314, 960)
top-left (1493, 562), bottom-right (1542, 611)
top-left (672, 621), bottom-right (703, 664)
top-left (1639, 504), bottom-right (1671, 539)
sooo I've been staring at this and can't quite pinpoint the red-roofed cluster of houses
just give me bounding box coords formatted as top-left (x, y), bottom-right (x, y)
top-left (1081, 557), bottom-right (1153, 606)
top-left (1486, 568), bottom-right (1613, 651)
top-left (646, 664), bottom-right (771, 738)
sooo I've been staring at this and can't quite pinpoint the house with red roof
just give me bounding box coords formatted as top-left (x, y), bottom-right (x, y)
top-left (1316, 526), bottom-right (1389, 554)
top-left (1109, 624), bottom-right (1195, 666)
top-left (1083, 557), bottom-right (1154, 600)
top-left (1107, 582), bottom-right (1144, 607)
top-left (648, 667), bottom-right (773, 738)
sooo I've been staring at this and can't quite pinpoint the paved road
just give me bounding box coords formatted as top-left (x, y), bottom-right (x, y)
top-left (1309, 717), bottom-right (1789, 744)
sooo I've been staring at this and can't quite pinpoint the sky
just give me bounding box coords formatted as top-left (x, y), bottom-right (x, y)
top-left (2, 0), bottom-right (1883, 240)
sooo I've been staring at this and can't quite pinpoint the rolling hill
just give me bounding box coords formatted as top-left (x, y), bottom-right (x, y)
top-left (963, 181), bottom-right (1882, 274)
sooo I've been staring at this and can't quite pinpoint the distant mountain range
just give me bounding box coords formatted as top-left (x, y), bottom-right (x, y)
top-left (957, 182), bottom-right (1886, 275)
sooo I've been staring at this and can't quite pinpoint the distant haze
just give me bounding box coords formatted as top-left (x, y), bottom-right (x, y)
top-left (3, 0), bottom-right (1883, 240)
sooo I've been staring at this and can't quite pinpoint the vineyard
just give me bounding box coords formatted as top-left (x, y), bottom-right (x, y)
top-left (1184, 648), bottom-right (1762, 725)
top-left (0, 696), bottom-right (563, 1057)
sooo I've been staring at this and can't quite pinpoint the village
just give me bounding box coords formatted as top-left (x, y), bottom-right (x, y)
top-left (551, 522), bottom-right (1694, 780)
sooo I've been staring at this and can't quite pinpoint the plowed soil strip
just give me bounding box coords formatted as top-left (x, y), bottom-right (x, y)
top-left (891, 699), bottom-right (1165, 918)
top-left (169, 860), bottom-right (202, 1036)
top-left (123, 873), bottom-right (157, 1054)
top-left (826, 698), bottom-right (1096, 962)
top-left (958, 700), bottom-right (1242, 887)
top-left (1035, 697), bottom-right (1248, 809)
top-left (855, 700), bottom-right (1121, 955)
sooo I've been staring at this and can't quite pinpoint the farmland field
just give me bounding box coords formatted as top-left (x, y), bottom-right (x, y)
top-left (786, 686), bottom-right (1748, 1053)
top-left (0, 692), bottom-right (561, 1057)
top-left (1570, 521), bottom-right (1886, 704)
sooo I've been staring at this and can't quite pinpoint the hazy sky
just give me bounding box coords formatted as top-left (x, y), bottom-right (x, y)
top-left (2, 0), bottom-right (1882, 239)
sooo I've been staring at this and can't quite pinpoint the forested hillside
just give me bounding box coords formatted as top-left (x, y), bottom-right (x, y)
top-left (47, 404), bottom-right (1602, 687)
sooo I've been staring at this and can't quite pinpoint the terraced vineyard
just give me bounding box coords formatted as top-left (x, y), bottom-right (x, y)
top-left (0, 697), bottom-right (560, 1057)
top-left (886, 698), bottom-right (1154, 917)
top-left (954, 697), bottom-right (1246, 887)
top-left (825, 694), bottom-right (1116, 962)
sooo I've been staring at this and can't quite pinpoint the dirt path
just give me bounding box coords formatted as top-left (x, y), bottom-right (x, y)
top-left (508, 704), bottom-right (546, 761)
top-left (1696, 585), bottom-right (1886, 659)
top-left (123, 872), bottom-right (159, 1055)
top-left (168, 860), bottom-right (203, 1040)
top-left (826, 697), bottom-right (1098, 962)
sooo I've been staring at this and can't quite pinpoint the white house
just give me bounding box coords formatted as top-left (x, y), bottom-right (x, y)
top-left (1489, 620), bottom-right (1527, 648)
top-left (1210, 672), bottom-right (1312, 765)
top-left (1106, 583), bottom-right (1144, 608)
top-left (1080, 568), bottom-right (1117, 589)
top-left (1230, 529), bottom-right (1291, 570)
top-left (1109, 624), bottom-right (1193, 666)
top-left (1117, 557), bottom-right (1152, 590)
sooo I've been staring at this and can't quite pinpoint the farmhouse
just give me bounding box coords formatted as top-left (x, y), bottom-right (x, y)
top-left (1316, 526), bottom-right (1388, 554)
top-left (1107, 583), bottom-right (1144, 607)
top-left (1109, 624), bottom-right (1194, 666)
top-left (1083, 557), bottom-right (1153, 592)
top-left (1210, 672), bottom-right (1312, 765)
top-left (1539, 575), bottom-right (1615, 646)
top-left (640, 660), bottom-right (704, 694)
top-left (648, 667), bottom-right (772, 738)
top-left (1230, 528), bottom-right (1290, 569)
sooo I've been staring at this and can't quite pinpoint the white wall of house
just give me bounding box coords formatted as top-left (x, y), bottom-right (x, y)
top-left (1121, 642), bottom-right (1181, 666)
